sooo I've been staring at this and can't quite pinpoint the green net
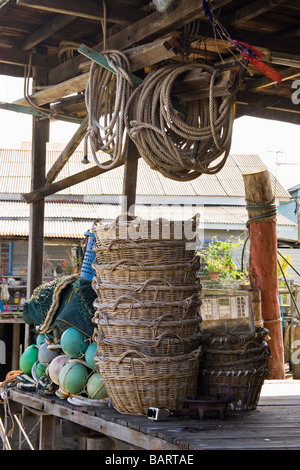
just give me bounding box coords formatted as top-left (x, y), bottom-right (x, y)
top-left (23, 276), bottom-right (97, 339)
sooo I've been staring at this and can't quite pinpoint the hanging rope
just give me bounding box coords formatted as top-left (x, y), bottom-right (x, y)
top-left (84, 50), bottom-right (135, 170)
top-left (124, 62), bottom-right (235, 181)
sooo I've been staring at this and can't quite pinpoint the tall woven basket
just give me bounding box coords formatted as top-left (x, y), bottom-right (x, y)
top-left (91, 214), bottom-right (202, 415)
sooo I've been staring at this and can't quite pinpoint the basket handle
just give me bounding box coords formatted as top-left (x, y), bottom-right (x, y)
top-left (109, 258), bottom-right (146, 271)
top-left (110, 213), bottom-right (137, 227)
top-left (155, 331), bottom-right (184, 346)
top-left (135, 277), bottom-right (174, 292)
top-left (116, 349), bottom-right (155, 364)
top-left (112, 295), bottom-right (146, 310)
top-left (107, 238), bottom-right (139, 251)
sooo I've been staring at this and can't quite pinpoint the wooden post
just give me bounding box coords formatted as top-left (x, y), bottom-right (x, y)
top-left (243, 168), bottom-right (285, 379)
top-left (39, 414), bottom-right (55, 450)
top-left (26, 66), bottom-right (49, 346)
top-left (121, 139), bottom-right (139, 215)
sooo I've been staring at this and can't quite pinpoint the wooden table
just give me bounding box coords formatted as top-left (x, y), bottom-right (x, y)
top-left (3, 382), bottom-right (300, 451)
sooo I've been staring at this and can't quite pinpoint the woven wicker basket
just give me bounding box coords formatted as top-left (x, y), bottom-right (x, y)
top-left (93, 294), bottom-right (201, 321)
top-left (93, 238), bottom-right (195, 265)
top-left (94, 314), bottom-right (201, 341)
top-left (94, 330), bottom-right (202, 357)
top-left (198, 364), bottom-right (269, 411)
top-left (92, 278), bottom-right (201, 303)
top-left (202, 327), bottom-right (269, 350)
top-left (202, 340), bottom-right (270, 363)
top-left (95, 347), bottom-right (202, 415)
top-left (92, 214), bottom-right (198, 244)
top-left (93, 257), bottom-right (200, 286)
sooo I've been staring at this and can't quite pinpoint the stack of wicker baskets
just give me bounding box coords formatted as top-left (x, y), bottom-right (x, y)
top-left (91, 214), bottom-right (203, 415)
top-left (197, 327), bottom-right (270, 410)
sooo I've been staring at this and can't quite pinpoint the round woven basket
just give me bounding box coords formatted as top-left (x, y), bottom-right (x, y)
top-left (202, 327), bottom-right (269, 350)
top-left (92, 214), bottom-right (198, 244)
top-left (202, 340), bottom-right (270, 363)
top-left (95, 347), bottom-right (202, 415)
top-left (93, 294), bottom-right (201, 321)
top-left (93, 257), bottom-right (200, 286)
top-left (92, 278), bottom-right (201, 303)
top-left (94, 314), bottom-right (201, 342)
top-left (94, 331), bottom-right (202, 357)
top-left (198, 364), bottom-right (269, 411)
top-left (93, 238), bottom-right (195, 265)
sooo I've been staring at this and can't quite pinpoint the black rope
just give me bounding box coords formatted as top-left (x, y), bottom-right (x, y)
top-left (245, 203), bottom-right (277, 228)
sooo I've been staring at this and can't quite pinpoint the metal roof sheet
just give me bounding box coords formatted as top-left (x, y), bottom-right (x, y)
top-left (0, 149), bottom-right (291, 199)
top-left (0, 201), bottom-right (294, 240)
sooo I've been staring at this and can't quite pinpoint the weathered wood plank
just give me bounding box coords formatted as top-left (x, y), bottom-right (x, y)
top-left (45, 116), bottom-right (88, 184)
top-left (13, 37), bottom-right (180, 107)
top-left (23, 161), bottom-right (124, 204)
top-left (16, 0), bottom-right (145, 24)
top-left (16, 14), bottom-right (76, 51)
top-left (223, 0), bottom-right (289, 26)
top-left (48, 0), bottom-right (232, 85)
top-left (7, 386), bottom-right (300, 451)
top-left (8, 390), bottom-right (181, 450)
top-left (0, 45), bottom-right (58, 68)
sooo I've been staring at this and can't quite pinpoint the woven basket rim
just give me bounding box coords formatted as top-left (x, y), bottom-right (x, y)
top-left (95, 345), bottom-right (202, 364)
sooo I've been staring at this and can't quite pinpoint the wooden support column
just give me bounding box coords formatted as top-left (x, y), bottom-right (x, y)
top-left (39, 414), bottom-right (55, 450)
top-left (243, 169), bottom-right (285, 379)
top-left (121, 140), bottom-right (139, 215)
top-left (26, 67), bottom-right (49, 346)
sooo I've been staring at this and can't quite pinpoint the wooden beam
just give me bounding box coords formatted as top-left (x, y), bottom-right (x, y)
top-left (48, 0), bottom-right (232, 85)
top-left (0, 101), bottom-right (82, 123)
top-left (243, 66), bottom-right (300, 91)
top-left (223, 0), bottom-right (288, 26)
top-left (235, 94), bottom-right (281, 118)
top-left (46, 116), bottom-right (88, 184)
top-left (22, 161), bottom-right (124, 204)
top-left (0, 46), bottom-right (58, 68)
top-left (16, 14), bottom-right (76, 51)
top-left (13, 36), bottom-right (180, 107)
top-left (16, 0), bottom-right (145, 24)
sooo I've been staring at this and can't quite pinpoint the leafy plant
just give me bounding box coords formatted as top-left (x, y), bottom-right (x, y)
top-left (198, 236), bottom-right (243, 278)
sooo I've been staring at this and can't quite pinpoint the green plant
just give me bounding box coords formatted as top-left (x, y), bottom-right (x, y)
top-left (198, 236), bottom-right (243, 278)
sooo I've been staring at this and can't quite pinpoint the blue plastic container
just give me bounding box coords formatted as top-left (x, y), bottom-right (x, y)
top-left (80, 231), bottom-right (96, 281)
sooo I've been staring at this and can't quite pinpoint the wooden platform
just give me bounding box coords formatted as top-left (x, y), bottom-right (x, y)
top-left (3, 380), bottom-right (300, 451)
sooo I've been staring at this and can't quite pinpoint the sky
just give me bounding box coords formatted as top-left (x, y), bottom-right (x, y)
top-left (0, 75), bottom-right (299, 191)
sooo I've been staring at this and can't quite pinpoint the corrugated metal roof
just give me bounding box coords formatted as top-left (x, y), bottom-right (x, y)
top-left (0, 201), bottom-right (294, 239)
top-left (0, 149), bottom-right (290, 199)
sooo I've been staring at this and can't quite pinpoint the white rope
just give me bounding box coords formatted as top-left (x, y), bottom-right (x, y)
top-left (84, 50), bottom-right (135, 170)
top-left (124, 62), bottom-right (235, 181)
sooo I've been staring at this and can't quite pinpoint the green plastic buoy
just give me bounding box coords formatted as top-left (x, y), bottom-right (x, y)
top-left (60, 327), bottom-right (88, 358)
top-left (19, 344), bottom-right (39, 375)
top-left (34, 361), bottom-right (47, 379)
top-left (85, 342), bottom-right (97, 370)
top-left (59, 361), bottom-right (89, 394)
top-left (86, 372), bottom-right (107, 400)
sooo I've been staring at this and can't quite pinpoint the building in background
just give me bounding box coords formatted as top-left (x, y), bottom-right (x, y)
top-left (0, 143), bottom-right (296, 283)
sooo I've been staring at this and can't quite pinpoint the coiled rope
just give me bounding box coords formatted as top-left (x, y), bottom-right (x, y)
top-left (124, 62), bottom-right (235, 181)
top-left (84, 50), bottom-right (135, 170)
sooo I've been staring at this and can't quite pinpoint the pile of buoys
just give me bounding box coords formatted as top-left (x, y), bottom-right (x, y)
top-left (18, 327), bottom-right (107, 402)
